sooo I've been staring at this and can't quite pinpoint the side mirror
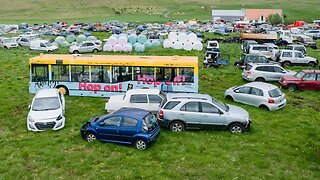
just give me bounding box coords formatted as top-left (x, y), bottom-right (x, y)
top-left (281, 71), bottom-right (287, 74)
top-left (28, 105), bottom-right (31, 109)
top-left (98, 121), bottom-right (105, 126)
top-left (219, 110), bottom-right (224, 115)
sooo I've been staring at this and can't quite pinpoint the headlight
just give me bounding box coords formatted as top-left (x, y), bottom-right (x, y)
top-left (56, 115), bottom-right (63, 121)
top-left (28, 116), bottom-right (35, 122)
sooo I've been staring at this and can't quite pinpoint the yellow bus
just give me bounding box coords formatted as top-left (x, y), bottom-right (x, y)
top-left (29, 54), bottom-right (198, 97)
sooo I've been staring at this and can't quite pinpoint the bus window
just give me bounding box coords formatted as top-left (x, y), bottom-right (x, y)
top-left (71, 65), bottom-right (89, 82)
top-left (52, 65), bottom-right (69, 81)
top-left (112, 66), bottom-right (133, 83)
top-left (134, 67), bottom-right (154, 80)
top-left (179, 68), bottom-right (194, 82)
top-left (32, 65), bottom-right (48, 82)
top-left (156, 67), bottom-right (176, 81)
top-left (91, 66), bottom-right (110, 83)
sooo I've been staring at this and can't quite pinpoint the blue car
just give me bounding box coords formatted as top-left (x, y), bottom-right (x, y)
top-left (80, 108), bottom-right (160, 150)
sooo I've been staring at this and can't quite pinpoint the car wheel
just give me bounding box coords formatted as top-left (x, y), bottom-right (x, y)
top-left (135, 139), bottom-right (147, 150)
top-left (228, 123), bottom-right (244, 133)
top-left (307, 62), bottom-right (316, 67)
top-left (255, 77), bottom-right (265, 82)
top-left (170, 121), bottom-right (185, 132)
top-left (288, 84), bottom-right (297, 92)
top-left (282, 61), bottom-right (291, 67)
top-left (225, 95), bottom-right (234, 101)
top-left (259, 105), bottom-right (270, 111)
top-left (73, 50), bottom-right (80, 54)
top-left (48, 50), bottom-right (52, 53)
top-left (4, 46), bottom-right (8, 49)
top-left (92, 49), bottom-right (98, 53)
top-left (86, 133), bottom-right (96, 142)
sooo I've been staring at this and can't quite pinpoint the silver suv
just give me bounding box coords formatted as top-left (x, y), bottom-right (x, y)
top-left (157, 93), bottom-right (251, 133)
top-left (242, 63), bottom-right (295, 82)
top-left (69, 41), bottom-right (102, 54)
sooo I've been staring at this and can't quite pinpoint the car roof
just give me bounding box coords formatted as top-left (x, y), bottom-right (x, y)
top-left (245, 40), bottom-right (258, 43)
top-left (281, 49), bottom-right (302, 53)
top-left (126, 89), bottom-right (160, 95)
top-left (166, 93), bottom-right (211, 101)
top-left (245, 82), bottom-right (279, 90)
top-left (287, 44), bottom-right (304, 47)
top-left (35, 89), bottom-right (59, 98)
top-left (302, 70), bottom-right (320, 73)
top-left (112, 107), bottom-right (150, 119)
top-left (250, 44), bottom-right (268, 47)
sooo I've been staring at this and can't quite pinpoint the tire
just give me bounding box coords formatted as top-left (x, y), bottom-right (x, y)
top-left (225, 95), bottom-right (234, 101)
top-left (169, 121), bottom-right (185, 132)
top-left (288, 84), bottom-right (297, 92)
top-left (73, 50), bottom-right (80, 54)
top-left (86, 133), bottom-right (96, 142)
top-left (259, 105), bottom-right (270, 111)
top-left (57, 86), bottom-right (69, 95)
top-left (4, 46), bottom-right (8, 49)
top-left (135, 139), bottom-right (147, 150)
top-left (92, 49), bottom-right (98, 53)
top-left (282, 61), bottom-right (291, 67)
top-left (48, 50), bottom-right (52, 53)
top-left (255, 77), bottom-right (265, 82)
top-left (228, 123), bottom-right (245, 133)
top-left (307, 62), bottom-right (316, 67)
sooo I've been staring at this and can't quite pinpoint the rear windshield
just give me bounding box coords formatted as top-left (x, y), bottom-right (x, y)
top-left (144, 113), bottom-right (157, 128)
top-left (268, 88), bottom-right (282, 98)
top-left (164, 101), bottom-right (180, 110)
top-left (245, 65), bottom-right (252, 70)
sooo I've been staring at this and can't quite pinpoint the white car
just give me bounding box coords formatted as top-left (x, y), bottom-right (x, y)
top-left (0, 38), bottom-right (19, 49)
top-left (29, 40), bottom-right (58, 52)
top-left (224, 82), bottom-right (286, 111)
top-left (278, 50), bottom-right (318, 67)
top-left (69, 41), bottom-right (102, 54)
top-left (27, 89), bottom-right (65, 131)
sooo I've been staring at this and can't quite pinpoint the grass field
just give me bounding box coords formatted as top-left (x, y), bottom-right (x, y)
top-left (0, 31), bottom-right (319, 178)
top-left (1, 0), bottom-right (320, 23)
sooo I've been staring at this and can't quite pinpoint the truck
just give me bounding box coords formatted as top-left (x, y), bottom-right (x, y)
top-left (240, 32), bottom-right (277, 43)
top-left (105, 89), bottom-right (164, 114)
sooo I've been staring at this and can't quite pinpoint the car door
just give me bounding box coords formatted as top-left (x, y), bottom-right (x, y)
top-left (300, 73), bottom-right (317, 90)
top-left (129, 94), bottom-right (149, 111)
top-left (80, 43), bottom-right (88, 53)
top-left (316, 74), bottom-right (320, 90)
top-left (199, 102), bottom-right (228, 130)
top-left (85, 42), bottom-right (94, 52)
top-left (179, 102), bottom-right (201, 129)
top-left (119, 116), bottom-right (139, 143)
top-left (233, 86), bottom-right (252, 104)
top-left (96, 116), bottom-right (122, 141)
top-left (39, 43), bottom-right (46, 51)
top-left (147, 94), bottom-right (163, 114)
top-left (294, 51), bottom-right (305, 65)
top-left (248, 87), bottom-right (265, 107)
top-left (280, 51), bottom-right (292, 63)
top-left (273, 66), bottom-right (287, 81)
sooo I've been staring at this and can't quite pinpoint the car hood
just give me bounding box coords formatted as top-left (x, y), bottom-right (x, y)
top-left (286, 70), bottom-right (296, 75)
top-left (109, 95), bottom-right (125, 102)
top-left (281, 75), bottom-right (300, 81)
top-left (305, 56), bottom-right (317, 60)
top-left (227, 104), bottom-right (249, 118)
top-left (69, 45), bottom-right (78, 50)
top-left (29, 109), bottom-right (62, 121)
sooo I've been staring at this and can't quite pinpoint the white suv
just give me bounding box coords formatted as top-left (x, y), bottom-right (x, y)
top-left (69, 41), bottom-right (102, 54)
top-left (27, 89), bottom-right (65, 131)
top-left (278, 50), bottom-right (318, 67)
top-left (248, 44), bottom-right (278, 60)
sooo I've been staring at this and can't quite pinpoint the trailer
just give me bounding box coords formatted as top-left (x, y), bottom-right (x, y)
top-left (240, 32), bottom-right (277, 43)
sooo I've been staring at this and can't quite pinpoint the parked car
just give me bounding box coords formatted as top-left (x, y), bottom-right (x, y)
top-left (224, 82), bottom-right (286, 111)
top-left (242, 63), bottom-right (295, 82)
top-left (234, 54), bottom-right (276, 69)
top-left (157, 93), bottom-right (251, 133)
top-left (247, 44), bottom-right (279, 60)
top-left (284, 44), bottom-right (307, 55)
top-left (69, 41), bottom-right (102, 54)
top-left (279, 70), bottom-right (320, 91)
top-left (296, 35), bottom-right (317, 49)
top-left (105, 89), bottom-right (164, 114)
top-left (0, 37), bottom-right (19, 49)
top-left (30, 39), bottom-right (58, 52)
top-left (278, 50), bottom-right (318, 67)
top-left (241, 40), bottom-right (258, 54)
top-left (303, 29), bottom-right (320, 38)
top-left (80, 108), bottom-right (160, 150)
top-left (27, 89), bottom-right (65, 131)
top-left (16, 36), bottom-right (36, 47)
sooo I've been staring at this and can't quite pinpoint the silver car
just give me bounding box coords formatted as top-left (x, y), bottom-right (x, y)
top-left (69, 41), bottom-right (102, 54)
top-left (224, 82), bottom-right (286, 111)
top-left (0, 38), bottom-right (19, 49)
top-left (242, 63), bottom-right (295, 82)
top-left (157, 93), bottom-right (251, 133)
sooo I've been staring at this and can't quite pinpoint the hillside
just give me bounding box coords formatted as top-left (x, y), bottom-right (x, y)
top-left (0, 0), bottom-right (319, 23)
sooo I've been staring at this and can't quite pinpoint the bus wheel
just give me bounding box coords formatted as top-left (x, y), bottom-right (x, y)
top-left (57, 86), bottom-right (68, 95)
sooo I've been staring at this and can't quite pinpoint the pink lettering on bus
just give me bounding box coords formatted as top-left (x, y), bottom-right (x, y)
top-left (79, 82), bottom-right (122, 92)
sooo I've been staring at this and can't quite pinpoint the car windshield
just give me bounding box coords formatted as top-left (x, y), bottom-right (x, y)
top-left (32, 97), bottom-right (60, 111)
top-left (144, 113), bottom-right (157, 128)
top-left (294, 71), bottom-right (306, 79)
top-left (3, 39), bottom-right (14, 43)
top-left (45, 42), bottom-right (52, 47)
top-left (268, 88), bottom-right (282, 98)
top-left (211, 97), bottom-right (229, 112)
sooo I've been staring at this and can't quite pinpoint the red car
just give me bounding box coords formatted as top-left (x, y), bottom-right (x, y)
top-left (279, 70), bottom-right (320, 91)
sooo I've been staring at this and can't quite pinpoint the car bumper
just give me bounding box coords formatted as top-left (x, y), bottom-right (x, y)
top-left (242, 74), bottom-right (254, 81)
top-left (27, 118), bottom-right (65, 132)
top-left (267, 100), bottom-right (287, 111)
top-left (157, 118), bottom-right (170, 128)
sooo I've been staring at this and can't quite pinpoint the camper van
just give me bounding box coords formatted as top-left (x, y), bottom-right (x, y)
top-left (29, 40), bottom-right (58, 52)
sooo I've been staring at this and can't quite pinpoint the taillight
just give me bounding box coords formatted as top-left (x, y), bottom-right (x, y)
top-left (268, 98), bottom-right (275, 103)
top-left (159, 110), bottom-right (164, 119)
top-left (247, 71), bottom-right (252, 74)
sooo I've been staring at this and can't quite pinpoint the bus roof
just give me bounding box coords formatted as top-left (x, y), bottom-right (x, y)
top-left (29, 54), bottom-right (198, 67)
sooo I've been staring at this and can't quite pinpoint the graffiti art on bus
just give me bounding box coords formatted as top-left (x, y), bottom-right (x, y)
top-left (34, 77), bottom-right (59, 89)
top-left (137, 74), bottom-right (186, 87)
top-left (79, 83), bottom-right (123, 92)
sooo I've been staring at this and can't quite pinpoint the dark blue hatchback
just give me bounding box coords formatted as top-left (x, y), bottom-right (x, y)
top-left (80, 108), bottom-right (160, 150)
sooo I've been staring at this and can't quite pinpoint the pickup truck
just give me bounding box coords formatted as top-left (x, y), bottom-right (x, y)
top-left (105, 89), bottom-right (165, 114)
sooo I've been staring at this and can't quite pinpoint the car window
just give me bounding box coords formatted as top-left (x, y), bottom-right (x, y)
top-left (274, 67), bottom-right (284, 73)
top-left (238, 87), bottom-right (251, 94)
top-left (200, 102), bottom-right (220, 114)
top-left (303, 73), bottom-right (316, 81)
top-left (282, 52), bottom-right (292, 57)
top-left (103, 116), bottom-right (121, 126)
top-left (255, 66), bottom-right (270, 72)
top-left (148, 94), bottom-right (163, 103)
top-left (164, 101), bottom-right (180, 110)
top-left (180, 102), bottom-right (199, 112)
top-left (317, 74), bottom-right (320, 81)
top-left (245, 65), bottom-right (252, 70)
top-left (87, 43), bottom-right (94, 46)
top-left (295, 52), bottom-right (303, 58)
top-left (130, 94), bottom-right (148, 103)
top-left (122, 117), bottom-right (138, 127)
top-left (285, 46), bottom-right (293, 50)
top-left (250, 88), bottom-right (264, 96)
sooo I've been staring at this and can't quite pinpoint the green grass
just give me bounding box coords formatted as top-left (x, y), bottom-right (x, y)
top-left (0, 32), bottom-right (320, 179)
top-left (0, 0), bottom-right (320, 23)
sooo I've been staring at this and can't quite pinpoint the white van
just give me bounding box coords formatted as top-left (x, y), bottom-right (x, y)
top-left (30, 40), bottom-right (58, 52)
top-left (248, 44), bottom-right (279, 60)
